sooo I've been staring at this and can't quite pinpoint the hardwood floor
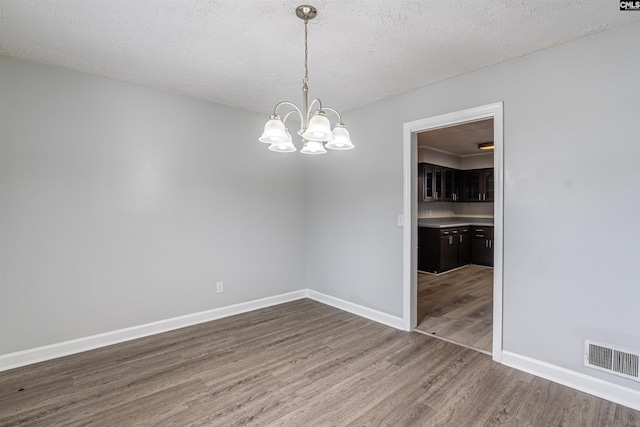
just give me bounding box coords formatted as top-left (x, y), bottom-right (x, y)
top-left (416, 265), bottom-right (493, 353)
top-left (1, 299), bottom-right (639, 426)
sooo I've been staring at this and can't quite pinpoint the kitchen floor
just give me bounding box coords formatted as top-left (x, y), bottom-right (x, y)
top-left (415, 264), bottom-right (492, 354)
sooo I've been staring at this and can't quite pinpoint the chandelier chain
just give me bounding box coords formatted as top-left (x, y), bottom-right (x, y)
top-left (304, 17), bottom-right (309, 86)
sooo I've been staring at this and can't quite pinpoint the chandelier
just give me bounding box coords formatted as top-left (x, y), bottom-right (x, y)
top-left (258, 5), bottom-right (354, 154)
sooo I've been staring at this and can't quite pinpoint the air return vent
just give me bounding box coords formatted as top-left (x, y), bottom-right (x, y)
top-left (584, 340), bottom-right (640, 382)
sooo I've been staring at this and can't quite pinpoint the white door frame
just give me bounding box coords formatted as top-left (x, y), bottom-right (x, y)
top-left (402, 102), bottom-right (504, 362)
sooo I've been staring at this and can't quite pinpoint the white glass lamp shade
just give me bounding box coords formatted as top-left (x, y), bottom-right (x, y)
top-left (300, 139), bottom-right (327, 155)
top-left (259, 115), bottom-right (288, 144)
top-left (325, 123), bottom-right (354, 150)
top-left (302, 111), bottom-right (334, 142)
top-left (268, 129), bottom-right (296, 152)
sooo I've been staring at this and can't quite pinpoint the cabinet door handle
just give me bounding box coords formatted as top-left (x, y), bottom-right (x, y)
top-left (459, 235), bottom-right (462, 243)
top-left (479, 194), bottom-right (481, 201)
top-left (449, 236), bottom-right (453, 244)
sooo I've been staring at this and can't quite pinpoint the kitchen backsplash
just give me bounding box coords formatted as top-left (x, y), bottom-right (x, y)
top-left (418, 201), bottom-right (494, 218)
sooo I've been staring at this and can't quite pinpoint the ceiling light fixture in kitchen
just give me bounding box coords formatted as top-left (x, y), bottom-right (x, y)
top-left (478, 142), bottom-right (494, 150)
top-left (258, 5), bottom-right (354, 154)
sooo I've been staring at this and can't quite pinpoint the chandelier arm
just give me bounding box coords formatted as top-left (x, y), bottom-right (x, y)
top-left (282, 110), bottom-right (299, 127)
top-left (274, 101), bottom-right (303, 120)
top-left (320, 107), bottom-right (342, 124)
top-left (274, 101), bottom-right (305, 134)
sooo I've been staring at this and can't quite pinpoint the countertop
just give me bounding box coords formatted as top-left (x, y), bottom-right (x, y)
top-left (418, 217), bottom-right (494, 228)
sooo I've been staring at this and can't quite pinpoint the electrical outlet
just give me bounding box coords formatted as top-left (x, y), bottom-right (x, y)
top-left (216, 281), bottom-right (224, 294)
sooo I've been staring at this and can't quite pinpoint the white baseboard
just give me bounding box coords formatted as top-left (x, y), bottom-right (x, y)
top-left (502, 351), bottom-right (640, 411)
top-left (3, 292), bottom-right (637, 412)
top-left (0, 290), bottom-right (307, 372)
top-left (307, 289), bottom-right (404, 330)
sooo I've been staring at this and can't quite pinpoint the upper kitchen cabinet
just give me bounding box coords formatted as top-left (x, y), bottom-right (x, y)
top-left (443, 169), bottom-right (462, 201)
top-left (462, 168), bottom-right (494, 202)
top-left (418, 163), bottom-right (426, 201)
top-left (418, 163), bottom-right (493, 203)
top-left (483, 169), bottom-right (494, 201)
top-left (423, 164), bottom-right (444, 201)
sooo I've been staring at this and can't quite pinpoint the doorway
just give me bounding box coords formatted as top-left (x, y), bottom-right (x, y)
top-left (415, 119), bottom-right (495, 354)
top-left (402, 103), bottom-right (503, 362)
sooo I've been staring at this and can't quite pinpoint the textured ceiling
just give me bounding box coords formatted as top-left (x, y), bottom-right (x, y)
top-left (1, 1), bottom-right (638, 114)
top-left (418, 119), bottom-right (494, 156)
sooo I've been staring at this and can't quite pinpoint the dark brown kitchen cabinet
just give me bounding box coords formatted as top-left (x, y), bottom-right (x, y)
top-left (419, 163), bottom-right (493, 203)
top-left (458, 227), bottom-right (471, 265)
top-left (423, 164), bottom-right (445, 201)
top-left (439, 229), bottom-right (459, 272)
top-left (418, 163), bottom-right (426, 201)
top-left (471, 226), bottom-right (494, 266)
top-left (481, 169), bottom-right (494, 201)
top-left (462, 169), bottom-right (494, 202)
top-left (443, 169), bottom-right (462, 201)
top-left (418, 227), bottom-right (471, 274)
top-left (417, 227), bottom-right (429, 271)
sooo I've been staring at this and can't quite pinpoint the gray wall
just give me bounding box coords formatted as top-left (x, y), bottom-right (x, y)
top-left (0, 57), bottom-right (306, 354)
top-left (306, 21), bottom-right (640, 390)
top-left (418, 147), bottom-right (462, 168)
top-left (418, 147), bottom-right (493, 170)
top-left (461, 153), bottom-right (493, 170)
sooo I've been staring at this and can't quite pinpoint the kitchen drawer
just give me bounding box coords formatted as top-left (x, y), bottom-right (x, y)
top-left (439, 227), bottom-right (459, 236)
top-left (472, 226), bottom-right (493, 238)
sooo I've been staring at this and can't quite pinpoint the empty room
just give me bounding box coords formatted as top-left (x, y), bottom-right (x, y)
top-left (1, 1), bottom-right (639, 425)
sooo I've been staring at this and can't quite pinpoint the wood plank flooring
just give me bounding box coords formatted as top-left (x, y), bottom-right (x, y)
top-left (1, 299), bottom-right (639, 426)
top-left (416, 265), bottom-right (493, 353)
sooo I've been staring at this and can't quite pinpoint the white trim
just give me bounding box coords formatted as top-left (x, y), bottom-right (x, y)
top-left (402, 125), bottom-right (418, 331)
top-left (0, 290), bottom-right (307, 372)
top-left (0, 289), bottom-right (407, 372)
top-left (307, 289), bottom-right (404, 330)
top-left (402, 102), bottom-right (504, 362)
top-left (4, 288), bottom-right (639, 412)
top-left (502, 351), bottom-right (640, 411)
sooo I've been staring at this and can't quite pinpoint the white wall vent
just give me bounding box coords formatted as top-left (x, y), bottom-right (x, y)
top-left (584, 340), bottom-right (640, 382)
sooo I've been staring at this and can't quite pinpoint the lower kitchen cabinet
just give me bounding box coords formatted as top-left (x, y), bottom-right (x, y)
top-left (439, 230), bottom-right (459, 272)
top-left (418, 225), bottom-right (492, 273)
top-left (458, 227), bottom-right (471, 265)
top-left (418, 227), bottom-right (471, 274)
top-left (471, 226), bottom-right (494, 266)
